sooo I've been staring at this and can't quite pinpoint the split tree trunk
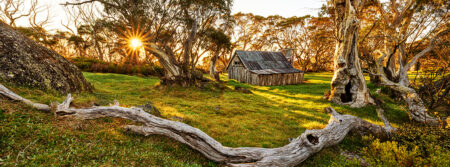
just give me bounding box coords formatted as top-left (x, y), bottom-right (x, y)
top-left (148, 44), bottom-right (182, 79)
top-left (0, 83), bottom-right (392, 167)
top-left (148, 32), bottom-right (206, 86)
top-left (328, 0), bottom-right (373, 108)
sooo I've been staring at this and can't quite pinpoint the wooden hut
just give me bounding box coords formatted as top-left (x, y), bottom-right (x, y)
top-left (226, 50), bottom-right (304, 86)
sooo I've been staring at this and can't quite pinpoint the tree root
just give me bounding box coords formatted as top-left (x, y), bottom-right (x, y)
top-left (0, 83), bottom-right (392, 166)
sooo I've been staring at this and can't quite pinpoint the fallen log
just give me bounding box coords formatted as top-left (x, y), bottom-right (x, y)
top-left (0, 83), bottom-right (391, 166)
top-left (0, 84), bottom-right (50, 111)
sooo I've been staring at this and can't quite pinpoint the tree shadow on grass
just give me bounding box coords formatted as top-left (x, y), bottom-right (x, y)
top-left (226, 77), bottom-right (410, 127)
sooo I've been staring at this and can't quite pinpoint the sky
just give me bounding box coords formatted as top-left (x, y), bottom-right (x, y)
top-left (232, 0), bottom-right (326, 18)
top-left (12, 0), bottom-right (326, 32)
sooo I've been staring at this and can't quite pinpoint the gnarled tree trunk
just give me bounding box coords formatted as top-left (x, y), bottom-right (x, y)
top-left (0, 83), bottom-right (392, 167)
top-left (328, 0), bottom-right (373, 108)
top-left (373, 47), bottom-right (443, 125)
top-left (146, 20), bottom-right (207, 87)
top-left (370, 0), bottom-right (449, 126)
top-left (373, 29), bottom-right (449, 126)
top-left (148, 43), bottom-right (205, 87)
top-left (148, 44), bottom-right (183, 80)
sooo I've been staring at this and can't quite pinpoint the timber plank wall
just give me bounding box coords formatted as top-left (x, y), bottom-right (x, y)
top-left (228, 67), bottom-right (304, 86)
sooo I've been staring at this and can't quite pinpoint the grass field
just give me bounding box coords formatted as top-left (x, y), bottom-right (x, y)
top-left (0, 72), bottom-right (412, 166)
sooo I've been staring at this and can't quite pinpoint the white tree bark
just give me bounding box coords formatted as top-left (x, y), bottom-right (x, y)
top-left (370, 0), bottom-right (447, 126)
top-left (148, 43), bottom-right (182, 80)
top-left (373, 49), bottom-right (442, 126)
top-left (0, 83), bottom-right (392, 166)
top-left (328, 0), bottom-right (374, 108)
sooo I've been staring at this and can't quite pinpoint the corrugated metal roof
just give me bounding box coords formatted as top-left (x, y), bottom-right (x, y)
top-left (233, 50), bottom-right (303, 74)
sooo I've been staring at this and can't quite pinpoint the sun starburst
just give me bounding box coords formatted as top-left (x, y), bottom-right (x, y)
top-left (129, 38), bottom-right (143, 50)
top-left (119, 23), bottom-right (152, 63)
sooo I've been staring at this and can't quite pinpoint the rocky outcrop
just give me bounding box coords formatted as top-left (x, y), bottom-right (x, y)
top-left (0, 22), bottom-right (92, 93)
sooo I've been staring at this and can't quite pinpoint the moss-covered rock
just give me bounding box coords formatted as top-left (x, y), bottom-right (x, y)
top-left (0, 22), bottom-right (92, 93)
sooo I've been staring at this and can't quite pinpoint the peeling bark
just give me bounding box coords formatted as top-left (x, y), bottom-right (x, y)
top-left (329, 0), bottom-right (373, 108)
top-left (0, 83), bottom-right (392, 166)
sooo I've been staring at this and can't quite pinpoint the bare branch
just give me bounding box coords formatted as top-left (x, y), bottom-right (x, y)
top-left (61, 6), bottom-right (81, 34)
top-left (391, 0), bottom-right (414, 26)
top-left (61, 0), bottom-right (118, 8)
top-left (360, 21), bottom-right (377, 44)
top-left (0, 0), bottom-right (38, 27)
top-left (0, 83), bottom-right (50, 111)
top-left (375, 50), bottom-right (388, 64)
top-left (404, 29), bottom-right (449, 71)
top-left (29, 3), bottom-right (52, 29)
top-left (375, 0), bottom-right (390, 27)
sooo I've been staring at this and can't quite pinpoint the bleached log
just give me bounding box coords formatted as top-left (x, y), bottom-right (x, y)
top-left (56, 103), bottom-right (391, 166)
top-left (0, 83), bottom-right (391, 166)
top-left (0, 84), bottom-right (50, 111)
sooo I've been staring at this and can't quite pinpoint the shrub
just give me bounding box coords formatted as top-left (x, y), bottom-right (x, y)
top-left (152, 66), bottom-right (165, 76)
top-left (361, 124), bottom-right (449, 167)
top-left (391, 124), bottom-right (449, 158)
top-left (71, 57), bottom-right (104, 71)
top-left (69, 57), bottom-right (164, 77)
top-left (413, 69), bottom-right (449, 117)
top-left (140, 65), bottom-right (164, 76)
top-left (363, 140), bottom-right (421, 166)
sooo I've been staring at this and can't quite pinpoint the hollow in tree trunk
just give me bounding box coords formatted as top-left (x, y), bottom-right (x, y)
top-left (328, 0), bottom-right (373, 108)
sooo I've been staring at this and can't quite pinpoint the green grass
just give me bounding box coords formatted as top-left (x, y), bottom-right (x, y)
top-left (0, 72), bottom-right (411, 166)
